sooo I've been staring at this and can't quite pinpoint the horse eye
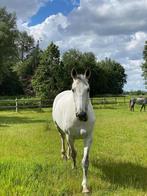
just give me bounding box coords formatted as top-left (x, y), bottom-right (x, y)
top-left (72, 89), bottom-right (75, 92)
top-left (87, 88), bottom-right (90, 92)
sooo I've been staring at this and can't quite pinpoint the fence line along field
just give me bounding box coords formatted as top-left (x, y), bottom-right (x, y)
top-left (0, 95), bottom-right (127, 112)
top-left (0, 104), bottom-right (147, 195)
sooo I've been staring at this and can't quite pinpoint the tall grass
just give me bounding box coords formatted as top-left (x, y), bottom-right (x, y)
top-left (0, 105), bottom-right (147, 195)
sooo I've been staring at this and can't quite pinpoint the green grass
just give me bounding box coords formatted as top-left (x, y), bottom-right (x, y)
top-left (0, 105), bottom-right (147, 195)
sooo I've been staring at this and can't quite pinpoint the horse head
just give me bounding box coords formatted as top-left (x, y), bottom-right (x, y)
top-left (71, 68), bottom-right (91, 121)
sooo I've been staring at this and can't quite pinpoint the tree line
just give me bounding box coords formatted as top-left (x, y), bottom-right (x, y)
top-left (0, 7), bottom-right (127, 98)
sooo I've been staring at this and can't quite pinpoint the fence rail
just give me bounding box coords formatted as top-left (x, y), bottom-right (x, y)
top-left (91, 96), bottom-right (127, 105)
top-left (0, 96), bottom-right (127, 112)
top-left (0, 98), bottom-right (53, 112)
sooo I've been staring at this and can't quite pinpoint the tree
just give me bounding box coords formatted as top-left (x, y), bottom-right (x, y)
top-left (14, 41), bottom-right (42, 95)
top-left (0, 7), bottom-right (18, 84)
top-left (97, 58), bottom-right (127, 94)
top-left (61, 49), bottom-right (127, 96)
top-left (0, 7), bottom-right (36, 96)
top-left (0, 71), bottom-right (23, 95)
top-left (141, 41), bottom-right (147, 87)
top-left (62, 49), bottom-right (99, 93)
top-left (32, 42), bottom-right (63, 98)
top-left (17, 31), bottom-right (34, 61)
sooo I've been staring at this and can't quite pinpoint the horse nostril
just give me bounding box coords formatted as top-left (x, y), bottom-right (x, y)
top-left (81, 112), bottom-right (87, 118)
top-left (76, 112), bottom-right (87, 121)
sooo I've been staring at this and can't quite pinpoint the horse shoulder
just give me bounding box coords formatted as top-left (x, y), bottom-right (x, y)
top-left (52, 90), bottom-right (75, 131)
top-left (53, 91), bottom-right (70, 108)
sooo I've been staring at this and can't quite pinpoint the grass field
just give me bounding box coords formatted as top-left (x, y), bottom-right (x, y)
top-left (0, 103), bottom-right (147, 195)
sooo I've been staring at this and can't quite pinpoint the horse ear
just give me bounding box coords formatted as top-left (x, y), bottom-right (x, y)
top-left (84, 69), bottom-right (91, 80)
top-left (71, 68), bottom-right (77, 79)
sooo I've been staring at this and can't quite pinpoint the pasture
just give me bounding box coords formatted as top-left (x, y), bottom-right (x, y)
top-left (0, 104), bottom-right (147, 195)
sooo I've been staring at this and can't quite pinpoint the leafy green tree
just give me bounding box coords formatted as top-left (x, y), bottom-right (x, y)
top-left (62, 50), bottom-right (126, 95)
top-left (14, 39), bottom-right (41, 95)
top-left (32, 42), bottom-right (63, 98)
top-left (0, 7), bottom-right (18, 84)
top-left (17, 31), bottom-right (34, 61)
top-left (63, 50), bottom-right (116, 95)
top-left (141, 41), bottom-right (147, 87)
top-left (81, 52), bottom-right (107, 96)
top-left (97, 58), bottom-right (127, 94)
top-left (0, 7), bottom-right (36, 96)
top-left (62, 49), bottom-right (98, 93)
top-left (0, 70), bottom-right (23, 95)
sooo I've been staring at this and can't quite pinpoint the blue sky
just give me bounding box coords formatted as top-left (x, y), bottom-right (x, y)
top-left (0, 0), bottom-right (147, 91)
top-left (29, 0), bottom-right (80, 26)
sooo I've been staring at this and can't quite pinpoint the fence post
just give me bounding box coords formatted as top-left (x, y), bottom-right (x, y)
top-left (39, 98), bottom-right (42, 110)
top-left (103, 97), bottom-right (105, 107)
top-left (15, 98), bottom-right (18, 112)
top-left (124, 96), bottom-right (126, 104)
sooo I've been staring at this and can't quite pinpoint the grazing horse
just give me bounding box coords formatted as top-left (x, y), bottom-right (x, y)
top-left (52, 68), bottom-right (95, 193)
top-left (129, 97), bottom-right (147, 112)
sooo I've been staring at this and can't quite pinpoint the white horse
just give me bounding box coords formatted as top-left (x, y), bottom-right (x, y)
top-left (52, 68), bottom-right (95, 193)
top-left (129, 97), bottom-right (147, 111)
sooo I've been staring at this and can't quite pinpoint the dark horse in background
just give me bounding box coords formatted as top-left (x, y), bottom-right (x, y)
top-left (129, 97), bottom-right (147, 112)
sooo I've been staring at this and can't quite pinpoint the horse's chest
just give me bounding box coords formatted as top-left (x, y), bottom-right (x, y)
top-left (67, 125), bottom-right (90, 139)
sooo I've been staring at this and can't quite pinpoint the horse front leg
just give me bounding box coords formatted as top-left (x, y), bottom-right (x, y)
top-left (56, 124), bottom-right (67, 160)
top-left (66, 135), bottom-right (77, 169)
top-left (67, 143), bottom-right (71, 159)
top-left (82, 136), bottom-right (92, 193)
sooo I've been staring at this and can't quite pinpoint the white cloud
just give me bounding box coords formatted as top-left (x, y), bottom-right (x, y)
top-left (122, 59), bottom-right (145, 91)
top-left (26, 13), bottom-right (68, 48)
top-left (66, 0), bottom-right (147, 36)
top-left (126, 32), bottom-right (146, 51)
top-left (0, 0), bottom-right (48, 22)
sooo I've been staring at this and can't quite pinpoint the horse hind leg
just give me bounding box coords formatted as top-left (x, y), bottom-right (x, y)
top-left (140, 104), bottom-right (145, 112)
top-left (55, 122), bottom-right (67, 160)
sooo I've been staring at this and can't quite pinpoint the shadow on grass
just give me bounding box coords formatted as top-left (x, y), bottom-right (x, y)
top-left (92, 158), bottom-right (147, 191)
top-left (0, 124), bottom-right (9, 127)
top-left (0, 116), bottom-right (47, 125)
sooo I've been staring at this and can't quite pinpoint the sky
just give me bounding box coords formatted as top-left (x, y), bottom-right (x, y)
top-left (0, 0), bottom-right (147, 91)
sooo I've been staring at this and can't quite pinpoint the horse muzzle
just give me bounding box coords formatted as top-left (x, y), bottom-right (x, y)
top-left (76, 112), bottom-right (88, 121)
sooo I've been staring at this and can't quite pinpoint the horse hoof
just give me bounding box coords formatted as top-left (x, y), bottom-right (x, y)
top-left (72, 165), bottom-right (77, 170)
top-left (82, 188), bottom-right (90, 193)
top-left (67, 155), bottom-right (70, 160)
top-left (61, 154), bottom-right (67, 160)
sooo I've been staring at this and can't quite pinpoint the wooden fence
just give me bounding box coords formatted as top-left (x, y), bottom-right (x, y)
top-left (91, 96), bottom-right (127, 106)
top-left (0, 96), bottom-right (127, 112)
top-left (0, 98), bottom-right (53, 112)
